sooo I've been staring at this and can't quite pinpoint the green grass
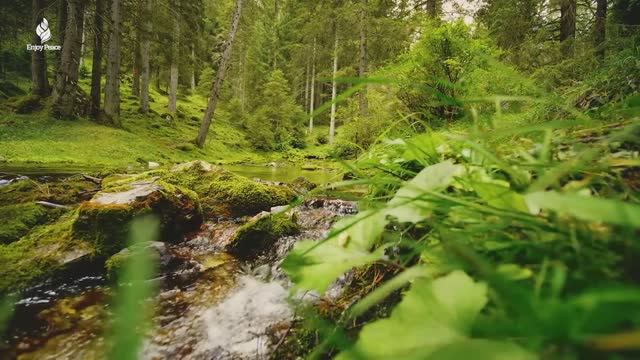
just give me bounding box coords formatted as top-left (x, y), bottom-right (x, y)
top-left (0, 77), bottom-right (307, 169)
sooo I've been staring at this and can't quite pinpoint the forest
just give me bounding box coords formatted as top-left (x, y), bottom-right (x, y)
top-left (0, 0), bottom-right (639, 359)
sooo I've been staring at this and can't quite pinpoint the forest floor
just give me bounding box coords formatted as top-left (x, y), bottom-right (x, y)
top-left (0, 74), bottom-right (332, 171)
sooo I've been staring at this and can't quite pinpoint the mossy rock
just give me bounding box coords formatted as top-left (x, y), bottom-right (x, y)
top-left (0, 176), bottom-right (99, 207)
top-left (289, 176), bottom-right (317, 194)
top-left (177, 143), bottom-right (196, 152)
top-left (74, 177), bottom-right (203, 256)
top-left (9, 95), bottom-right (43, 114)
top-left (0, 203), bottom-right (65, 244)
top-left (105, 241), bottom-right (172, 280)
top-left (165, 161), bottom-right (296, 217)
top-left (0, 211), bottom-right (95, 295)
top-left (227, 212), bottom-right (300, 260)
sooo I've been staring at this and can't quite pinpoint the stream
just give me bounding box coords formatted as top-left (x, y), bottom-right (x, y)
top-left (0, 165), bottom-right (358, 359)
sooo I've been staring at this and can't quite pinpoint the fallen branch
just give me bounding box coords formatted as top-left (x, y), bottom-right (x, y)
top-left (82, 174), bottom-right (102, 185)
top-left (36, 201), bottom-right (71, 209)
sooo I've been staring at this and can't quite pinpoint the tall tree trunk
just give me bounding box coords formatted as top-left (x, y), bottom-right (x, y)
top-left (304, 59), bottom-right (310, 112)
top-left (132, 37), bottom-right (141, 97)
top-left (190, 45), bottom-right (196, 93)
top-left (79, 10), bottom-right (86, 68)
top-left (358, 0), bottom-right (368, 117)
top-left (425, 0), bottom-right (441, 19)
top-left (594, 0), bottom-right (607, 59)
top-left (195, 0), bottom-right (243, 148)
top-left (560, 0), bottom-right (577, 56)
top-left (31, 0), bottom-right (50, 97)
top-left (139, 0), bottom-right (152, 113)
top-left (104, 0), bottom-right (122, 126)
top-left (168, 15), bottom-right (180, 113)
top-left (308, 37), bottom-right (316, 133)
top-left (90, 0), bottom-right (104, 116)
top-left (329, 29), bottom-right (338, 145)
top-left (51, 0), bottom-right (84, 118)
top-left (56, 0), bottom-right (68, 68)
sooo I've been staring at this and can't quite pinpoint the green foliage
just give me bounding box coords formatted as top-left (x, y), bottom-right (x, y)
top-left (397, 21), bottom-right (496, 125)
top-left (245, 70), bottom-right (305, 151)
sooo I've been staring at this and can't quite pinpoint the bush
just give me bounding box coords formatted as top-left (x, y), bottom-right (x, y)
top-left (316, 134), bottom-right (328, 145)
top-left (330, 140), bottom-right (360, 159)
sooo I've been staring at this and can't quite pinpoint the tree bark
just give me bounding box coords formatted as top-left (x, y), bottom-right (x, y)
top-left (195, 0), bottom-right (243, 148)
top-left (56, 0), bottom-right (68, 68)
top-left (90, 0), bottom-right (105, 117)
top-left (51, 0), bottom-right (84, 118)
top-left (190, 45), bottom-right (197, 92)
top-left (132, 37), bottom-right (141, 97)
top-left (304, 59), bottom-right (310, 113)
top-left (594, 0), bottom-right (607, 59)
top-left (139, 0), bottom-right (152, 113)
top-left (358, 0), bottom-right (368, 117)
top-left (31, 0), bottom-right (50, 97)
top-left (308, 37), bottom-right (316, 133)
top-left (168, 13), bottom-right (180, 113)
top-left (104, 0), bottom-right (122, 126)
top-left (560, 0), bottom-right (577, 56)
top-left (329, 29), bottom-right (338, 145)
top-left (79, 10), bottom-right (86, 68)
top-left (425, 0), bottom-right (441, 19)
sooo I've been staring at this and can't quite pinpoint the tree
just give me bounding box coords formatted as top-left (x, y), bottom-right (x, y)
top-left (560, 0), bottom-right (576, 56)
top-left (358, 0), bottom-right (368, 117)
top-left (139, 0), bottom-right (152, 113)
top-left (51, 0), bottom-right (85, 118)
top-left (594, 0), bottom-right (607, 59)
top-left (31, 0), bottom-right (49, 97)
top-left (195, 0), bottom-right (243, 148)
top-left (90, 0), bottom-right (105, 116)
top-left (308, 37), bottom-right (316, 132)
top-left (329, 26), bottom-right (338, 145)
top-left (168, 5), bottom-right (180, 114)
top-left (104, 0), bottom-right (121, 126)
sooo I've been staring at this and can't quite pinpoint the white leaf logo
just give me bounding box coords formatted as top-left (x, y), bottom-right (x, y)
top-left (36, 18), bottom-right (51, 44)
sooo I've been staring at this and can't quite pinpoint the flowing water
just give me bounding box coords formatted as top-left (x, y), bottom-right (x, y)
top-left (0, 165), bottom-right (358, 359)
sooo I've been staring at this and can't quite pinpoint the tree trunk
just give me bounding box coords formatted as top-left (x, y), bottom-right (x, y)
top-left (168, 12), bottom-right (180, 114)
top-left (79, 10), bottom-right (86, 68)
top-left (358, 0), bottom-right (368, 117)
top-left (425, 0), bottom-right (441, 19)
top-left (190, 45), bottom-right (196, 92)
top-left (560, 0), bottom-right (577, 56)
top-left (304, 59), bottom-right (310, 112)
top-left (90, 0), bottom-right (104, 117)
top-left (56, 0), bottom-right (68, 68)
top-left (104, 0), bottom-right (121, 126)
top-left (139, 0), bottom-right (152, 113)
top-left (195, 0), bottom-right (243, 148)
top-left (308, 37), bottom-right (316, 133)
top-left (594, 0), bottom-right (607, 59)
top-left (51, 0), bottom-right (84, 118)
top-left (31, 0), bottom-right (50, 97)
top-left (132, 38), bottom-right (141, 97)
top-left (329, 30), bottom-right (338, 145)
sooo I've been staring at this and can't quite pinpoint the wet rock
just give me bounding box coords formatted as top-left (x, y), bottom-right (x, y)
top-left (289, 176), bottom-right (317, 194)
top-left (105, 241), bottom-right (177, 280)
top-left (74, 177), bottom-right (203, 256)
top-left (227, 212), bottom-right (300, 261)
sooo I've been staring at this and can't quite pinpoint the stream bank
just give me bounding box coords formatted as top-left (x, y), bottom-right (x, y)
top-left (0, 161), bottom-right (358, 359)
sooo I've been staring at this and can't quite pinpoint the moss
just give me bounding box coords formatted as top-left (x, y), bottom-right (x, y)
top-left (0, 176), bottom-right (99, 207)
top-left (105, 251), bottom-right (128, 280)
top-left (0, 203), bottom-right (65, 244)
top-left (74, 178), bottom-right (202, 256)
top-left (228, 213), bottom-right (299, 260)
top-left (9, 95), bottom-right (42, 114)
top-left (0, 211), bottom-right (95, 295)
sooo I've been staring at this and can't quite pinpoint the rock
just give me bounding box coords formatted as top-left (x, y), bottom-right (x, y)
top-left (0, 203), bottom-right (65, 244)
top-left (148, 161), bottom-right (160, 169)
top-left (266, 162), bottom-right (278, 168)
top-left (289, 176), bottom-right (317, 194)
top-left (301, 163), bottom-right (321, 171)
top-left (105, 241), bottom-right (176, 280)
top-left (171, 160), bottom-right (214, 173)
top-left (74, 177), bottom-right (203, 256)
top-left (227, 212), bottom-right (299, 260)
top-left (270, 205), bottom-right (288, 214)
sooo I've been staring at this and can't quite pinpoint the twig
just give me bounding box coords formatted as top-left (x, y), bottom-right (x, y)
top-left (36, 201), bottom-right (70, 209)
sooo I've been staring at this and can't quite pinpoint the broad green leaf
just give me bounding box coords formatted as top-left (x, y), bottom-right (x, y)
top-left (473, 182), bottom-right (530, 213)
top-left (282, 210), bottom-right (388, 293)
top-left (386, 161), bottom-right (464, 223)
top-left (425, 339), bottom-right (535, 360)
top-left (338, 271), bottom-right (498, 360)
top-left (525, 191), bottom-right (640, 228)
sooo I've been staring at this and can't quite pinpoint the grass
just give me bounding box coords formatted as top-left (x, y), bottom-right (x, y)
top-left (0, 74), bottom-right (328, 169)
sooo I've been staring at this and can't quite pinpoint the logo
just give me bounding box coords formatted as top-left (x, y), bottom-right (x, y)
top-left (36, 18), bottom-right (51, 43)
top-left (27, 18), bottom-right (61, 52)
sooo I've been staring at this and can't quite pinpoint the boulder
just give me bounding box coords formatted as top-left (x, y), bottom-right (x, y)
top-left (227, 212), bottom-right (299, 260)
top-left (289, 176), bottom-right (317, 194)
top-left (74, 177), bottom-right (202, 256)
